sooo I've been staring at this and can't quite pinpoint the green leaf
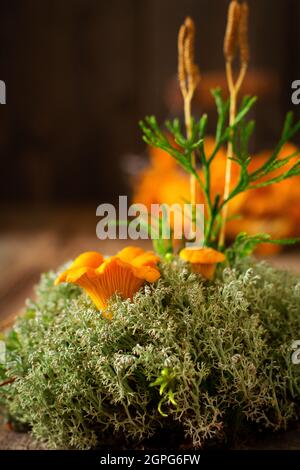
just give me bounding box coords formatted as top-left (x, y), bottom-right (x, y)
top-left (159, 382), bottom-right (168, 395)
top-left (228, 232), bottom-right (269, 261)
top-left (267, 237), bottom-right (300, 245)
top-left (282, 111), bottom-right (294, 137)
top-left (168, 389), bottom-right (177, 406)
top-left (157, 398), bottom-right (168, 417)
top-left (233, 96), bottom-right (257, 127)
top-left (240, 119), bottom-right (255, 161)
top-left (165, 119), bottom-right (187, 147)
top-left (227, 232), bottom-right (300, 264)
top-left (149, 377), bottom-right (164, 387)
top-left (198, 114), bottom-right (208, 139)
top-left (212, 88), bottom-right (229, 144)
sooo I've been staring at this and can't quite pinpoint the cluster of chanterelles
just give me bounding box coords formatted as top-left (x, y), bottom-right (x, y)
top-left (56, 246), bottom-right (225, 318)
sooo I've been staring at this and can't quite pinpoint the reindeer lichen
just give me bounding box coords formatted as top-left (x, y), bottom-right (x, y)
top-left (1, 259), bottom-right (300, 449)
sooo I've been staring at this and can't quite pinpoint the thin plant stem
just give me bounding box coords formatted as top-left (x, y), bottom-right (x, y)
top-left (184, 95), bottom-right (196, 208)
top-left (219, 61), bottom-right (247, 249)
top-left (178, 18), bottom-right (200, 238)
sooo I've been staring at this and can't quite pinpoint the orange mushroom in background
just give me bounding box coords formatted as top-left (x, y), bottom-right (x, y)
top-left (55, 247), bottom-right (160, 319)
top-left (179, 247), bottom-right (226, 280)
top-left (132, 141), bottom-right (300, 255)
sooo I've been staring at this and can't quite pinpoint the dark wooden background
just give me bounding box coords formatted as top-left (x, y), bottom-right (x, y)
top-left (0, 0), bottom-right (300, 326)
top-left (0, 0), bottom-right (299, 206)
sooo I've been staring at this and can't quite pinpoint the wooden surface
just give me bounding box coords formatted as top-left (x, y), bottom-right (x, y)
top-left (0, 428), bottom-right (47, 450)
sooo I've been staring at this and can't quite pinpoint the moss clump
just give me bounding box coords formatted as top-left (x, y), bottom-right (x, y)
top-left (1, 258), bottom-right (300, 449)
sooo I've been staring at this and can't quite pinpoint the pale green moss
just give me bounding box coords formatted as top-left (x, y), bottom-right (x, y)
top-left (1, 259), bottom-right (300, 449)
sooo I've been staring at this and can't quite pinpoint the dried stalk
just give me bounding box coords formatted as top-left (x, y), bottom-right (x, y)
top-left (178, 17), bottom-right (200, 209)
top-left (219, 1), bottom-right (249, 249)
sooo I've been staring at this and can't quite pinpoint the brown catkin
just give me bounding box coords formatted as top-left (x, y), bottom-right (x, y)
top-left (184, 36), bottom-right (200, 91)
top-left (178, 17), bottom-right (200, 97)
top-left (178, 23), bottom-right (187, 96)
top-left (185, 16), bottom-right (195, 37)
top-left (239, 2), bottom-right (250, 65)
top-left (224, 0), bottom-right (241, 62)
top-left (184, 18), bottom-right (195, 75)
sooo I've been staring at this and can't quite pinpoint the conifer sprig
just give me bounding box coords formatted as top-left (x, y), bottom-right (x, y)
top-left (140, 89), bottom-right (300, 249)
top-left (140, 1), bottom-right (300, 255)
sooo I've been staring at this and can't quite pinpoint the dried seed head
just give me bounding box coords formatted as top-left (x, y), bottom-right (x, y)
top-left (184, 19), bottom-right (200, 91)
top-left (178, 17), bottom-right (200, 99)
top-left (224, 0), bottom-right (241, 62)
top-left (184, 18), bottom-right (195, 76)
top-left (178, 23), bottom-right (188, 96)
top-left (184, 16), bottom-right (195, 39)
top-left (239, 1), bottom-right (250, 65)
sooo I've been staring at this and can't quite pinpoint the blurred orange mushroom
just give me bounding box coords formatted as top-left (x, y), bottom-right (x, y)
top-left (132, 141), bottom-right (300, 255)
